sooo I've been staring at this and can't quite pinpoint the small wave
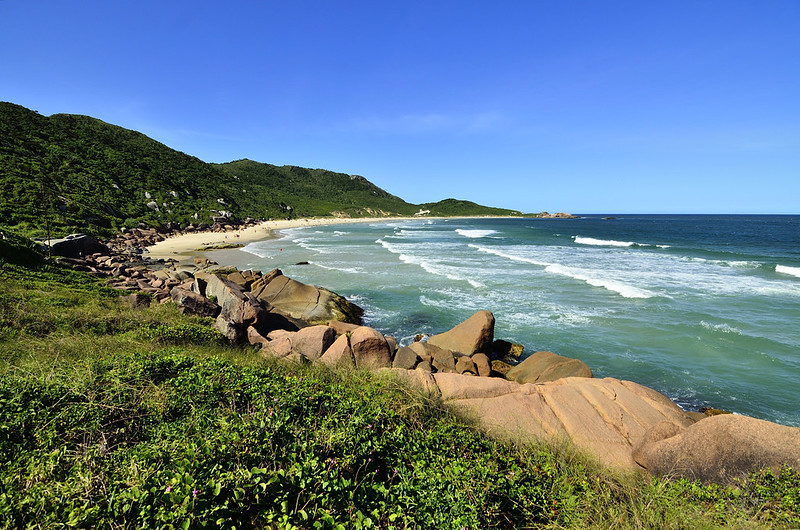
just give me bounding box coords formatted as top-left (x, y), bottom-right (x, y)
top-left (308, 261), bottom-right (363, 274)
top-left (455, 229), bottom-right (498, 238)
top-left (241, 243), bottom-right (272, 258)
top-left (776, 265), bottom-right (800, 278)
top-left (398, 254), bottom-right (483, 288)
top-left (574, 236), bottom-right (635, 247)
top-left (332, 230), bottom-right (349, 236)
top-left (292, 238), bottom-right (330, 254)
top-left (468, 244), bottom-right (550, 266)
top-left (700, 320), bottom-right (743, 335)
top-left (544, 264), bottom-right (656, 299)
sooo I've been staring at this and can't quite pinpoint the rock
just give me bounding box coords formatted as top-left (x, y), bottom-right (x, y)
top-left (226, 270), bottom-right (249, 289)
top-left (253, 275), bottom-right (363, 325)
top-left (48, 233), bottom-right (110, 258)
top-left (434, 374), bottom-right (695, 469)
top-left (201, 274), bottom-right (266, 327)
top-left (292, 325), bottom-right (337, 362)
top-left (349, 326), bottom-right (392, 370)
top-left (456, 356), bottom-right (477, 375)
top-left (431, 348), bottom-right (457, 373)
top-left (265, 334), bottom-right (294, 358)
top-left (326, 320), bottom-right (360, 336)
top-left (213, 316), bottom-right (243, 343)
top-left (246, 326), bottom-right (270, 348)
top-left (392, 346), bottom-right (419, 370)
top-left (491, 360), bottom-right (513, 376)
top-left (633, 415), bottom-right (800, 483)
top-left (170, 287), bottom-right (220, 317)
top-left (491, 339), bottom-right (524, 362)
top-left (120, 293), bottom-right (150, 309)
top-left (385, 335), bottom-right (398, 358)
top-left (416, 360), bottom-right (433, 373)
top-left (377, 368), bottom-right (440, 397)
top-left (472, 353), bottom-right (492, 377)
top-left (318, 334), bottom-right (355, 368)
top-left (427, 310), bottom-right (495, 355)
top-left (506, 351), bottom-right (593, 384)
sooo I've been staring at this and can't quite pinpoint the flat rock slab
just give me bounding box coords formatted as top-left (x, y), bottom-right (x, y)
top-left (432, 373), bottom-right (695, 470)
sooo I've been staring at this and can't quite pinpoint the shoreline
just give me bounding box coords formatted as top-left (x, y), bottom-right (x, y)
top-left (145, 215), bottom-right (520, 262)
top-left (145, 216), bottom-right (419, 262)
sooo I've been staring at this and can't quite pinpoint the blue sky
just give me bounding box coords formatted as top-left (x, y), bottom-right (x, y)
top-left (2, 1), bottom-right (798, 214)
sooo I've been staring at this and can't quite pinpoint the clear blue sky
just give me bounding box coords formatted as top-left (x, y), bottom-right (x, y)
top-left (2, 1), bottom-right (798, 214)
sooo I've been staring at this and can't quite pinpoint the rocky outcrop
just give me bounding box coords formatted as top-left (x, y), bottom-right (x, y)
top-left (427, 310), bottom-right (495, 355)
top-left (430, 373), bottom-right (695, 469)
top-left (506, 351), bottom-right (593, 384)
top-left (633, 415), bottom-right (800, 483)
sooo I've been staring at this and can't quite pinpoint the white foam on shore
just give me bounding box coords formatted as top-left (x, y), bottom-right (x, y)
top-left (776, 265), bottom-right (800, 278)
top-left (455, 229), bottom-right (498, 238)
top-left (544, 264), bottom-right (656, 299)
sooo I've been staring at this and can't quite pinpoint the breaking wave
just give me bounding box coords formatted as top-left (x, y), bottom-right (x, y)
top-left (544, 264), bottom-right (657, 299)
top-left (776, 264), bottom-right (800, 278)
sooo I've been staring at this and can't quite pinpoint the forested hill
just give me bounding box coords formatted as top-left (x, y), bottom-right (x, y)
top-left (0, 102), bottom-right (522, 237)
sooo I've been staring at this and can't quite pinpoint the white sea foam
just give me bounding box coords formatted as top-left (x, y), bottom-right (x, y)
top-left (468, 244), bottom-right (550, 266)
top-left (455, 229), bottom-right (498, 238)
top-left (333, 230), bottom-right (349, 236)
top-left (241, 243), bottom-right (272, 258)
top-left (574, 236), bottom-right (636, 247)
top-left (292, 238), bottom-right (331, 254)
top-left (398, 254), bottom-right (483, 288)
top-left (544, 264), bottom-right (656, 299)
top-left (776, 265), bottom-right (800, 278)
top-left (377, 239), bottom-right (483, 288)
top-left (700, 321), bottom-right (743, 335)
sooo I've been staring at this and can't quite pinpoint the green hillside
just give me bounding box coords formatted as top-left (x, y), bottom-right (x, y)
top-left (0, 102), bottom-right (522, 238)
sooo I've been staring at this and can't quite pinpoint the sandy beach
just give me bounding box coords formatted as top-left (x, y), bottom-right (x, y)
top-left (145, 217), bottom-right (417, 262)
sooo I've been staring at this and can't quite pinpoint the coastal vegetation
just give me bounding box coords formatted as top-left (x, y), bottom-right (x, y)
top-left (0, 102), bottom-right (523, 239)
top-left (2, 237), bottom-right (799, 528)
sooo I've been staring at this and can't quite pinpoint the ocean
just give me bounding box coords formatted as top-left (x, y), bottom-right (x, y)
top-left (216, 215), bottom-right (800, 426)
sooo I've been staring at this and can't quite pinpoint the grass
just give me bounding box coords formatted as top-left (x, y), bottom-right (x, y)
top-left (1, 248), bottom-right (799, 529)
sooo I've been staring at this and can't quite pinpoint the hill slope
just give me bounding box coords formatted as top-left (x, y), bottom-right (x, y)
top-left (0, 102), bottom-right (522, 237)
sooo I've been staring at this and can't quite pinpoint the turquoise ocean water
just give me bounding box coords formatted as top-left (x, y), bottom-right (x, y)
top-left (216, 215), bottom-right (800, 426)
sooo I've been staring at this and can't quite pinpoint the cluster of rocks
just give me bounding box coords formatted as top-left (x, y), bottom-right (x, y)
top-left (45, 232), bottom-right (800, 485)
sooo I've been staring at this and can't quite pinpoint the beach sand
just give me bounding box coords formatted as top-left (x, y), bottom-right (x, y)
top-left (145, 217), bottom-right (416, 262)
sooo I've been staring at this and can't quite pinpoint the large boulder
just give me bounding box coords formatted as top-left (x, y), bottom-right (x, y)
top-left (506, 351), bottom-right (593, 384)
top-left (392, 346), bottom-right (419, 370)
top-left (633, 415), bottom-right (800, 483)
top-left (427, 310), bottom-right (495, 355)
top-left (433, 373), bottom-right (695, 469)
top-left (170, 286), bottom-right (220, 317)
top-left (349, 326), bottom-right (392, 370)
top-left (292, 325), bottom-right (337, 362)
top-left (48, 233), bottom-right (109, 258)
top-left (318, 334), bottom-right (356, 368)
top-left (253, 275), bottom-right (363, 325)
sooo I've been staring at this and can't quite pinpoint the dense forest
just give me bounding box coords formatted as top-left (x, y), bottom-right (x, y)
top-left (0, 102), bottom-right (523, 238)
